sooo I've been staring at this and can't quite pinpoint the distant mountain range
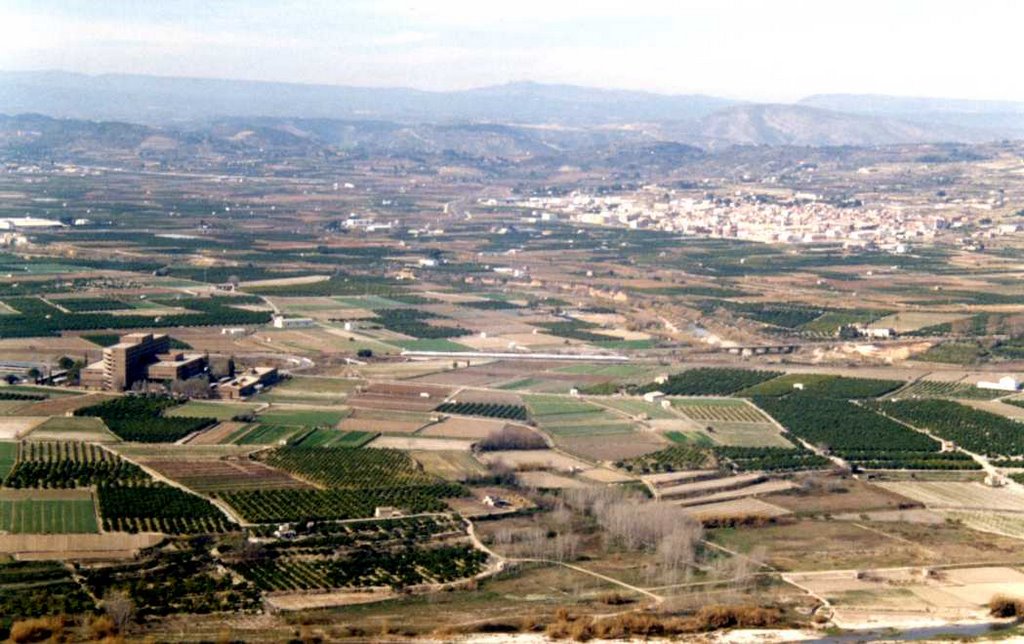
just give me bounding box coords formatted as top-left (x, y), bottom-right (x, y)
top-left (2, 71), bottom-right (1023, 148)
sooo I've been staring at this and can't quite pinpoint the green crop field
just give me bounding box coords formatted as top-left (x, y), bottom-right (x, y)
top-left (166, 401), bottom-right (259, 420)
top-left (738, 374), bottom-right (903, 399)
top-left (597, 398), bottom-right (677, 419)
top-left (0, 442), bottom-right (16, 479)
top-left (255, 408), bottom-right (348, 427)
top-left (291, 428), bottom-right (376, 448)
top-left (0, 498), bottom-right (99, 534)
top-left (555, 364), bottom-right (650, 377)
top-left (392, 338), bottom-right (473, 352)
top-left (524, 395), bottom-right (601, 417)
top-left (233, 424), bottom-right (304, 445)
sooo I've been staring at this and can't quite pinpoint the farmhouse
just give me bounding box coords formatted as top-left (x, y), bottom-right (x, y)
top-left (643, 391), bottom-right (666, 403)
top-left (855, 325), bottom-right (896, 339)
top-left (977, 376), bottom-right (1020, 392)
top-left (271, 315), bottom-right (315, 329)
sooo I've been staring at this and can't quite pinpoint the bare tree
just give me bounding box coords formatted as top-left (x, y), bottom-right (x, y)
top-left (103, 589), bottom-right (136, 634)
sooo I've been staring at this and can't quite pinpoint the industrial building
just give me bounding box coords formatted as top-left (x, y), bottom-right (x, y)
top-left (216, 367), bottom-right (278, 399)
top-left (271, 315), bottom-right (315, 329)
top-left (80, 333), bottom-right (207, 391)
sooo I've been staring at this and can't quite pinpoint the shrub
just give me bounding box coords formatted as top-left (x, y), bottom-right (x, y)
top-left (9, 615), bottom-right (66, 643)
top-left (989, 594), bottom-right (1024, 618)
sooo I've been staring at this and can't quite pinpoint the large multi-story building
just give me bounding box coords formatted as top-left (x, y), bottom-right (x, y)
top-left (80, 333), bottom-right (207, 391)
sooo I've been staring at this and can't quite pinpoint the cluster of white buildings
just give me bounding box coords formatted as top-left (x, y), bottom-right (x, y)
top-left (513, 188), bottom-right (993, 247)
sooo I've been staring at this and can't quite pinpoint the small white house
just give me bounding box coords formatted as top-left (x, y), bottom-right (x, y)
top-left (643, 391), bottom-right (665, 403)
top-left (977, 376), bottom-right (1020, 392)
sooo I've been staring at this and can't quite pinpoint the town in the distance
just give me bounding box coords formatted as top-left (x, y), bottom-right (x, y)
top-left (3, 59), bottom-right (1024, 643)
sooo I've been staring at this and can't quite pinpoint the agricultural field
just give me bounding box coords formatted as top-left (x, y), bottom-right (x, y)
top-left (892, 379), bottom-right (1005, 400)
top-left (143, 457), bottom-right (312, 493)
top-left (165, 400), bottom-right (259, 420)
top-left (757, 396), bottom-right (978, 469)
top-left (290, 428), bottom-right (376, 448)
top-left (255, 375), bottom-right (359, 405)
top-left (259, 447), bottom-right (438, 488)
top-left (525, 394), bottom-right (637, 438)
top-left (234, 543), bottom-right (486, 592)
top-left (222, 484), bottom-right (463, 523)
top-left (0, 490), bottom-right (98, 534)
top-left (0, 442), bottom-right (15, 479)
top-left (875, 481), bottom-right (1024, 512)
top-left (75, 396), bottom-right (216, 442)
top-left (97, 484), bottom-right (233, 533)
top-left (637, 368), bottom-right (782, 396)
top-left (714, 446), bottom-right (831, 472)
top-left (738, 374), bottom-right (904, 398)
top-left (255, 407), bottom-right (348, 428)
top-left (3, 441), bottom-right (146, 488)
top-left (619, 443), bottom-right (713, 474)
top-left (22, 416), bottom-right (118, 442)
top-left (410, 450), bottom-right (489, 481)
top-left (596, 397), bottom-right (678, 419)
top-left (435, 401), bottom-right (528, 421)
top-left (231, 424), bottom-right (305, 445)
top-left (874, 399), bottom-right (1024, 457)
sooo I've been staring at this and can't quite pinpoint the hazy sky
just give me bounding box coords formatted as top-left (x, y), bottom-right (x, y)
top-left (2, 0), bottom-right (1022, 101)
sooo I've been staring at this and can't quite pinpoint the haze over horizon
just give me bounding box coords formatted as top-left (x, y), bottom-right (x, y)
top-left (2, 0), bottom-right (1023, 103)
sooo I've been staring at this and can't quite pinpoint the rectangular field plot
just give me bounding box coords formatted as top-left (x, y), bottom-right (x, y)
top-left (554, 364), bottom-right (651, 378)
top-left (254, 408), bottom-right (348, 428)
top-left (337, 408), bottom-right (430, 434)
top-left (23, 416), bottom-right (118, 443)
top-left (291, 428), bottom-right (376, 448)
top-left (671, 397), bottom-right (763, 417)
top-left (738, 374), bottom-right (903, 399)
top-left (255, 375), bottom-right (359, 405)
top-left (410, 450), bottom-right (489, 481)
top-left (144, 457), bottom-right (313, 493)
top-left (596, 398), bottom-right (678, 420)
top-left (876, 482), bottom-right (1024, 512)
top-left (232, 424), bottom-right (306, 445)
top-left (525, 395), bottom-right (635, 438)
top-left (0, 441), bottom-right (16, 478)
top-left (669, 399), bottom-right (791, 448)
top-left (0, 494), bottom-right (98, 534)
top-left (891, 380), bottom-right (1004, 400)
top-left (165, 401), bottom-right (260, 420)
